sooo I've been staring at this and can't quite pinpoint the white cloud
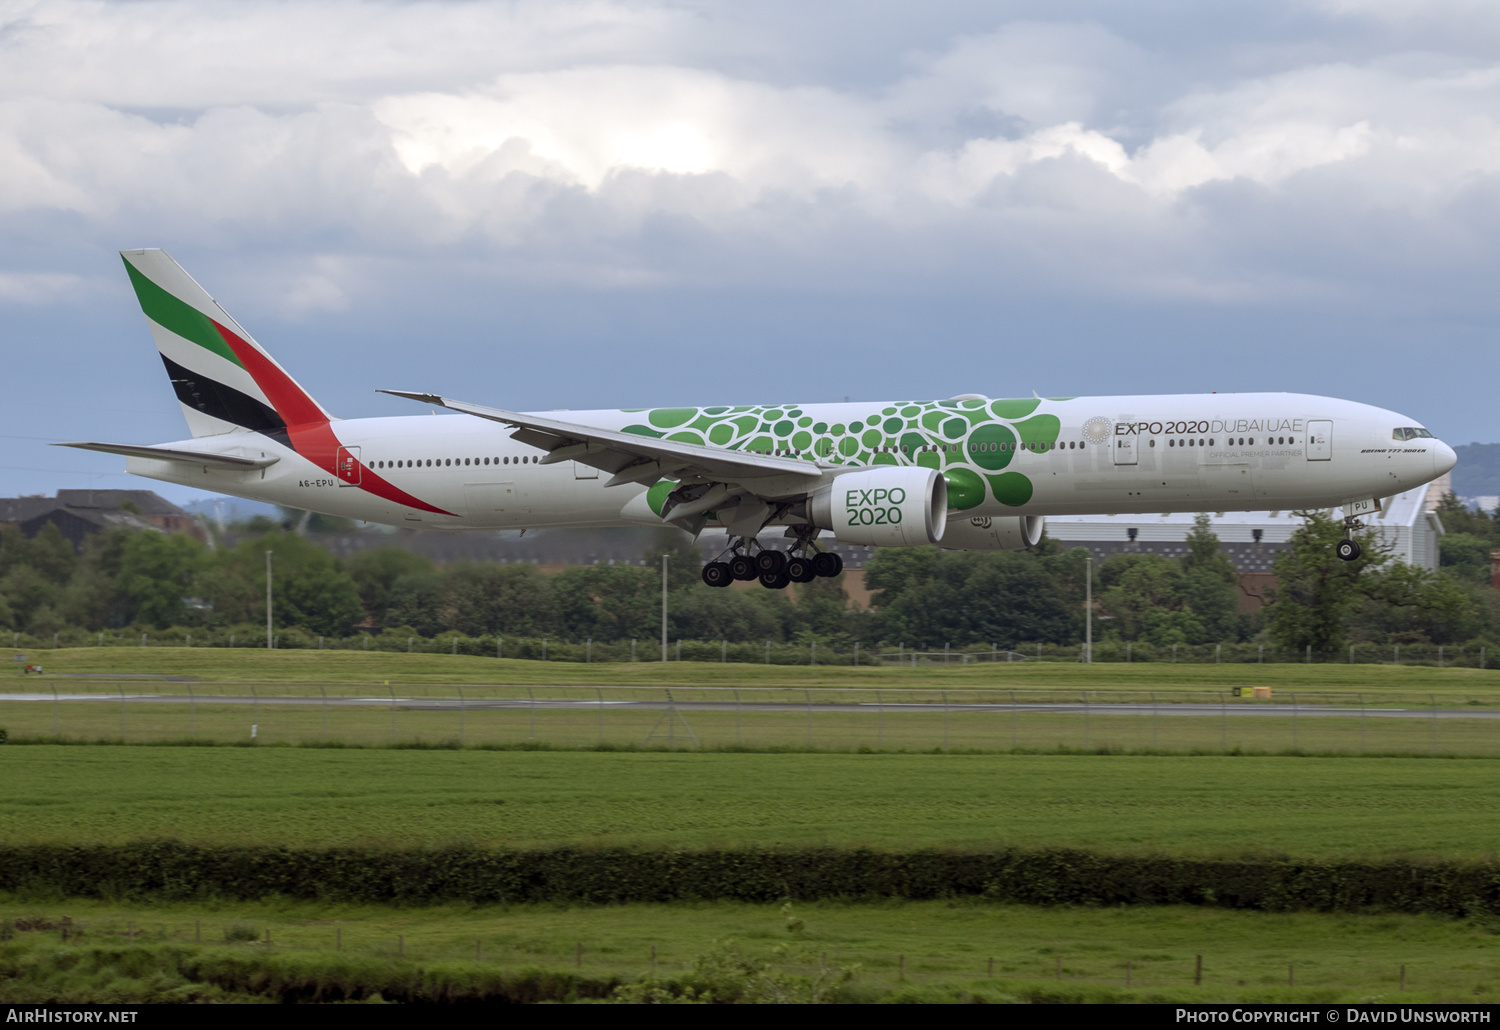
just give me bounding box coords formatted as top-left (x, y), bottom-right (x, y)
top-left (0, 271), bottom-right (84, 304)
top-left (375, 67), bottom-right (888, 194)
top-left (1, 0), bottom-right (1499, 313)
top-left (888, 22), bottom-right (1145, 128)
top-left (0, 0), bottom-right (689, 107)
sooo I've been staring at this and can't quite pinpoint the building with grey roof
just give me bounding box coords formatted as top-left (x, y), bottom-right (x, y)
top-left (0, 490), bottom-right (193, 550)
top-left (1044, 483), bottom-right (1442, 575)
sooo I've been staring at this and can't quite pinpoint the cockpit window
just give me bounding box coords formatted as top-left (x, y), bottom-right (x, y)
top-left (1392, 427), bottom-right (1434, 441)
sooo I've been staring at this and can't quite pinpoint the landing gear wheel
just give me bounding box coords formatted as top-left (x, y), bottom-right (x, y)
top-left (786, 556), bottom-right (817, 583)
top-left (755, 550), bottom-right (787, 575)
top-left (702, 561), bottom-right (733, 588)
top-left (728, 554), bottom-right (758, 581)
top-left (1336, 539), bottom-right (1362, 562)
top-left (812, 552), bottom-right (843, 578)
top-left (759, 568), bottom-right (792, 590)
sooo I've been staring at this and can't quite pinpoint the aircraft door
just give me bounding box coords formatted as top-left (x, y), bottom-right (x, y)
top-left (335, 446), bottom-right (362, 486)
top-left (573, 461), bottom-right (599, 480)
top-left (1112, 433), bottom-right (1138, 466)
top-left (465, 482), bottom-right (519, 524)
top-left (1306, 421), bottom-right (1332, 460)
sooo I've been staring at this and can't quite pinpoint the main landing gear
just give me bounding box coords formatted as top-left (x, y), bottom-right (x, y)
top-left (1336, 514), bottom-right (1365, 562)
top-left (700, 538), bottom-right (844, 590)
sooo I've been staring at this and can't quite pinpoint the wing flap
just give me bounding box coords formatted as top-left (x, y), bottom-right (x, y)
top-left (378, 391), bottom-right (822, 486)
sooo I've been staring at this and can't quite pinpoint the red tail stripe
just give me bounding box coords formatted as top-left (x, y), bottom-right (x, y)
top-left (213, 322), bottom-right (326, 426)
top-left (286, 422), bottom-right (453, 516)
top-left (212, 319), bottom-right (453, 516)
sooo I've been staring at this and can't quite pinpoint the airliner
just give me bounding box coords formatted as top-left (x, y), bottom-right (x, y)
top-left (61, 250), bottom-right (1457, 589)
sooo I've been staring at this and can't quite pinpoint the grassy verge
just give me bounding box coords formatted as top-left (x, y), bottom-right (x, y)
top-left (3, 747), bottom-right (1500, 860)
top-left (5, 696), bottom-right (1500, 755)
top-left (2, 896), bottom-right (1493, 1003)
top-left (4, 647), bottom-right (1498, 695)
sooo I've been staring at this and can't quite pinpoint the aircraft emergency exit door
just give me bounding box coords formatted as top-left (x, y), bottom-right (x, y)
top-left (1306, 421), bottom-right (1332, 461)
top-left (335, 446), bottom-right (362, 485)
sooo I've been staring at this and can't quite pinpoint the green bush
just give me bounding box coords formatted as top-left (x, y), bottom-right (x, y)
top-left (0, 942), bottom-right (621, 1004)
top-left (223, 920), bottom-right (258, 943)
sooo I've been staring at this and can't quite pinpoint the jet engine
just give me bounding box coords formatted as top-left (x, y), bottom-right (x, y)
top-left (810, 467), bottom-right (947, 546)
top-left (938, 514), bottom-right (1044, 551)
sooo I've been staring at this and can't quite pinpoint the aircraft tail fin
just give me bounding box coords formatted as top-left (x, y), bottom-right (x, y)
top-left (120, 249), bottom-right (333, 439)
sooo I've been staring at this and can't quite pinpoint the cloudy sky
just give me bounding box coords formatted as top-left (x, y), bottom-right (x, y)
top-left (3, 0), bottom-right (1498, 505)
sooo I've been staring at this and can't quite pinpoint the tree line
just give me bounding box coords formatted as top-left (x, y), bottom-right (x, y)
top-left (0, 501), bottom-right (1495, 651)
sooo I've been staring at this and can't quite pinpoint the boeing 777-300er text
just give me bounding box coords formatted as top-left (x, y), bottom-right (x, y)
top-left (61, 249), bottom-right (1458, 589)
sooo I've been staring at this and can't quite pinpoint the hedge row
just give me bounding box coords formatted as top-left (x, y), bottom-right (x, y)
top-left (2, 842), bottom-right (1499, 917)
top-left (0, 943), bottom-right (622, 1004)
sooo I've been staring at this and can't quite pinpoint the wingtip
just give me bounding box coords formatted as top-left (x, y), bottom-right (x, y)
top-left (377, 389), bottom-right (446, 406)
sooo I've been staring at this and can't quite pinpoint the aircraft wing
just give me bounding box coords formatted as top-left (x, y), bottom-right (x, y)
top-left (55, 441), bottom-right (280, 470)
top-left (378, 390), bottom-right (822, 490)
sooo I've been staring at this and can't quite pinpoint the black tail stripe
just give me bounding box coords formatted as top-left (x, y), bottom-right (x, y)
top-left (160, 354), bottom-right (287, 435)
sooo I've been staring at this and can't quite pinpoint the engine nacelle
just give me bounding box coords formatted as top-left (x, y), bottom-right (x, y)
top-left (810, 467), bottom-right (947, 546)
top-left (939, 515), bottom-right (1044, 551)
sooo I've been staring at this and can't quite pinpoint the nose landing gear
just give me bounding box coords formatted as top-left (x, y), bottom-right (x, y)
top-left (1336, 514), bottom-right (1365, 562)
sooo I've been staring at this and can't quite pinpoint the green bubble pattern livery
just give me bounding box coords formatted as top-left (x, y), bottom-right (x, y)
top-left (631, 397), bottom-right (1064, 515)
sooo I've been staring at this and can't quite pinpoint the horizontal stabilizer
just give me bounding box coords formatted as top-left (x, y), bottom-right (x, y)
top-left (55, 441), bottom-right (280, 470)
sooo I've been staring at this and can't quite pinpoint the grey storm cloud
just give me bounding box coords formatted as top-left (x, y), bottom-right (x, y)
top-left (1, 0), bottom-right (1497, 500)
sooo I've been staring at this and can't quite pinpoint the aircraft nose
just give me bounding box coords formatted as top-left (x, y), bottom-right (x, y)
top-left (1434, 439), bottom-right (1457, 478)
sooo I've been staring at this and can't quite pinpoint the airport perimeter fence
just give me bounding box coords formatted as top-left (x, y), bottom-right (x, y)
top-left (4, 682), bottom-right (1500, 755)
top-left (0, 913), bottom-right (1455, 998)
top-left (4, 628), bottom-right (1495, 668)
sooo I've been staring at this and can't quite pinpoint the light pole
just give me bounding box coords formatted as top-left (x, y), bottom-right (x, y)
top-left (1084, 553), bottom-right (1092, 664)
top-left (660, 555), bottom-right (669, 663)
top-left (265, 550), bottom-right (273, 650)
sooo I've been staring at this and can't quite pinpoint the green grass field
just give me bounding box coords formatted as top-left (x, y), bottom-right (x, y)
top-left (7, 651), bottom-right (1500, 1003)
top-left (4, 649), bottom-right (1500, 755)
top-left (3, 895), bottom-right (1494, 1003)
top-left (5, 695), bottom-right (1500, 754)
top-left (5, 646), bottom-right (1498, 694)
top-left (3, 746), bottom-right (1499, 860)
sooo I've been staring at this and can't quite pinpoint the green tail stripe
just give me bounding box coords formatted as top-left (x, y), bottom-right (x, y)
top-left (123, 258), bottom-right (243, 369)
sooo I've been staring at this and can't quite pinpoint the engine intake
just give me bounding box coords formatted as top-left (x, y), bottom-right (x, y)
top-left (810, 467), bottom-right (947, 546)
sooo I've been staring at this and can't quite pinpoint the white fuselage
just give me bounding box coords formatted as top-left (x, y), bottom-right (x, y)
top-left (125, 392), bottom-right (1454, 532)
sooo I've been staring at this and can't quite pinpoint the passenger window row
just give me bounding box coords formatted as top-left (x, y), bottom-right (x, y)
top-left (1159, 436), bottom-right (1298, 448)
top-left (372, 456), bottom-right (534, 470)
top-left (365, 430), bottom-right (1306, 474)
top-left (967, 442), bottom-right (1062, 453)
